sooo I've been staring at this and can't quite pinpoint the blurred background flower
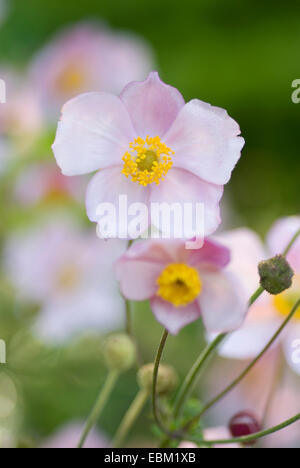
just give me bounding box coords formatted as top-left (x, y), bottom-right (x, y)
top-left (0, 0), bottom-right (298, 449)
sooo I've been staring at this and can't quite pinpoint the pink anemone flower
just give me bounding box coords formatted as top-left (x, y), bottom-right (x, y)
top-left (213, 217), bottom-right (300, 375)
top-left (30, 22), bottom-right (154, 119)
top-left (52, 72), bottom-right (244, 239)
top-left (4, 217), bottom-right (126, 342)
top-left (115, 238), bottom-right (247, 335)
top-left (14, 161), bottom-right (86, 206)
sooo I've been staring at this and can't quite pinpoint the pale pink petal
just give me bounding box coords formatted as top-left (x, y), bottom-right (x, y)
top-left (150, 168), bottom-right (223, 237)
top-left (117, 239), bottom-right (179, 265)
top-left (267, 216), bottom-right (300, 272)
top-left (116, 260), bottom-right (162, 302)
top-left (120, 71), bottom-right (185, 138)
top-left (187, 238), bottom-right (230, 269)
top-left (35, 289), bottom-right (124, 343)
top-left (210, 318), bottom-right (281, 360)
top-left (85, 166), bottom-right (151, 239)
top-left (199, 270), bottom-right (248, 333)
top-left (150, 297), bottom-right (201, 335)
top-left (164, 99), bottom-right (244, 185)
top-left (52, 92), bottom-right (135, 176)
top-left (204, 427), bottom-right (241, 449)
top-left (215, 228), bottom-right (267, 296)
top-left (115, 240), bottom-right (185, 301)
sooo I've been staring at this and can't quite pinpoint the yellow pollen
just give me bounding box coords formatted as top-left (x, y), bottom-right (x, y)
top-left (56, 65), bottom-right (85, 94)
top-left (122, 136), bottom-right (174, 186)
top-left (273, 275), bottom-right (300, 321)
top-left (157, 263), bottom-right (202, 307)
top-left (56, 264), bottom-right (80, 291)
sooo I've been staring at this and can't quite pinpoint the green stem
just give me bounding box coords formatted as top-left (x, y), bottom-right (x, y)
top-left (183, 296), bottom-right (300, 432)
top-left (125, 299), bottom-right (133, 337)
top-left (77, 370), bottom-right (118, 448)
top-left (283, 228), bottom-right (300, 256)
top-left (249, 286), bottom-right (264, 306)
top-left (113, 389), bottom-right (149, 448)
top-left (197, 413), bottom-right (300, 446)
top-left (152, 329), bottom-right (174, 438)
top-left (173, 333), bottom-right (226, 419)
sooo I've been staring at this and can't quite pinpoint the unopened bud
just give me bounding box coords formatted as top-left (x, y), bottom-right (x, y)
top-left (103, 334), bottom-right (136, 372)
top-left (229, 411), bottom-right (261, 446)
top-left (137, 363), bottom-right (178, 396)
top-left (258, 255), bottom-right (294, 295)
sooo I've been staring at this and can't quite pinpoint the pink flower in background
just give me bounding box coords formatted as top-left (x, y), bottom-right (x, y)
top-left (213, 217), bottom-right (300, 375)
top-left (30, 22), bottom-right (154, 119)
top-left (116, 238), bottom-right (247, 334)
top-left (14, 161), bottom-right (86, 206)
top-left (204, 350), bottom-right (300, 448)
top-left (0, 68), bottom-right (43, 138)
top-left (4, 217), bottom-right (126, 342)
top-left (53, 72), bottom-right (244, 239)
top-left (40, 422), bottom-right (108, 448)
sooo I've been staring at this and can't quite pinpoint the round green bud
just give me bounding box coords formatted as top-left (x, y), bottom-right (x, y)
top-left (137, 363), bottom-right (178, 396)
top-left (258, 255), bottom-right (294, 295)
top-left (103, 334), bottom-right (136, 372)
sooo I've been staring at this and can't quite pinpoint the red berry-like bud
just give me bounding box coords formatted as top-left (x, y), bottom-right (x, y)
top-left (229, 411), bottom-right (261, 445)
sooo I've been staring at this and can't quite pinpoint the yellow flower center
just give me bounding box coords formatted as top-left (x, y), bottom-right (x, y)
top-left (157, 263), bottom-right (202, 307)
top-left (56, 264), bottom-right (80, 292)
top-left (273, 275), bottom-right (300, 320)
top-left (122, 136), bottom-right (174, 186)
top-left (56, 65), bottom-right (86, 95)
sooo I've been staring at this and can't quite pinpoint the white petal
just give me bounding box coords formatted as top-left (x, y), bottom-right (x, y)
top-left (164, 99), bottom-right (244, 185)
top-left (52, 92), bottom-right (135, 175)
top-left (199, 270), bottom-right (248, 333)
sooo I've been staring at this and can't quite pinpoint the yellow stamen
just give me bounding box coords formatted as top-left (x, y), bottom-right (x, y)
top-left (122, 136), bottom-right (174, 186)
top-left (273, 275), bottom-right (300, 320)
top-left (157, 263), bottom-right (202, 307)
top-left (56, 65), bottom-right (85, 94)
top-left (56, 264), bottom-right (80, 291)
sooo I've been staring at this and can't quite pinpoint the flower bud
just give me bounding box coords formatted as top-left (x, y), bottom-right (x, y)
top-left (229, 411), bottom-right (261, 446)
top-left (137, 363), bottom-right (178, 396)
top-left (258, 255), bottom-right (294, 295)
top-left (103, 334), bottom-right (136, 372)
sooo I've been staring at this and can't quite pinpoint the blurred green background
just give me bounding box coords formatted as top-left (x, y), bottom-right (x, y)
top-left (0, 0), bottom-right (299, 447)
top-left (1, 0), bottom-right (299, 232)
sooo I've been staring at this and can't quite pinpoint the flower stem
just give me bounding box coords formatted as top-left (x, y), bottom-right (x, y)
top-left (113, 389), bottom-right (149, 448)
top-left (249, 285), bottom-right (264, 306)
top-left (77, 370), bottom-right (118, 448)
top-left (173, 333), bottom-right (227, 419)
top-left (283, 228), bottom-right (300, 256)
top-left (152, 329), bottom-right (174, 438)
top-left (183, 296), bottom-right (300, 432)
top-left (125, 299), bottom-right (133, 337)
top-left (197, 413), bottom-right (300, 446)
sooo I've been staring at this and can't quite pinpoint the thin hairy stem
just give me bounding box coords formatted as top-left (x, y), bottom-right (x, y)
top-left (173, 333), bottom-right (226, 419)
top-left (183, 297), bottom-right (300, 432)
top-left (78, 370), bottom-right (118, 448)
top-left (113, 389), bottom-right (149, 448)
top-left (197, 413), bottom-right (300, 446)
